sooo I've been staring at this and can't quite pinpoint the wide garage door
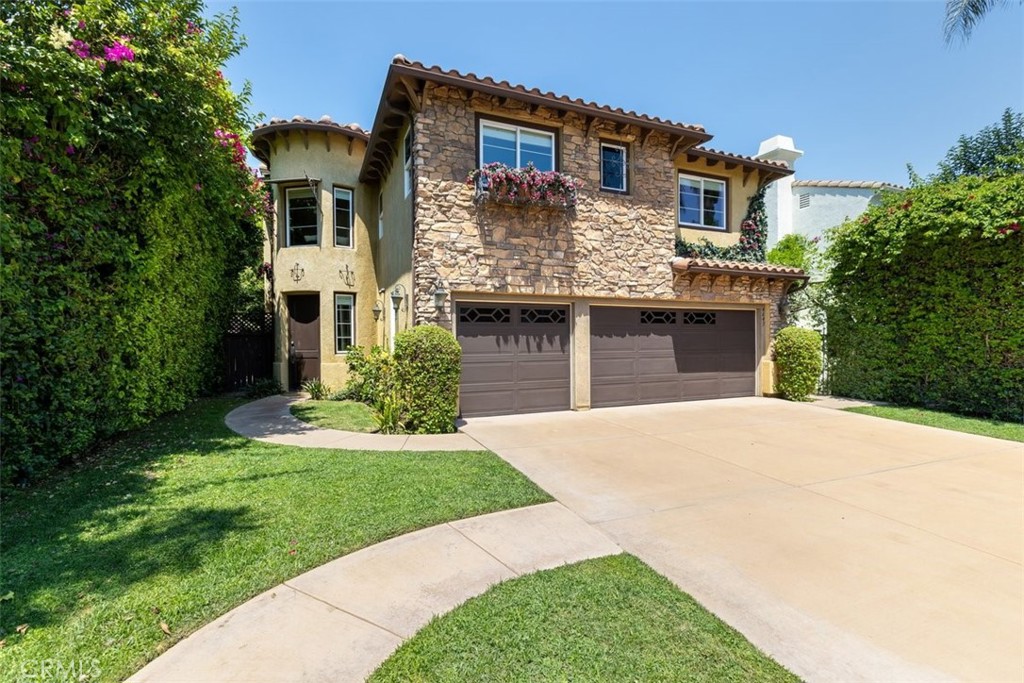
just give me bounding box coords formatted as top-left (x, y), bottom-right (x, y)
top-left (591, 307), bottom-right (756, 408)
top-left (457, 303), bottom-right (570, 417)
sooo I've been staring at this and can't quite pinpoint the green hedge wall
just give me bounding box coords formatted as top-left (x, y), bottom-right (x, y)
top-left (823, 172), bottom-right (1024, 420)
top-left (1, 1), bottom-right (264, 483)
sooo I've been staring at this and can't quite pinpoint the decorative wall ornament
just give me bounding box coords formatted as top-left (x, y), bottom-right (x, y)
top-left (339, 264), bottom-right (356, 287)
top-left (290, 262), bottom-right (305, 283)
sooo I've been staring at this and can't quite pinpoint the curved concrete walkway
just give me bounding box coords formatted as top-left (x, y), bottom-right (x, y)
top-left (225, 394), bottom-right (483, 451)
top-left (129, 502), bottom-right (621, 683)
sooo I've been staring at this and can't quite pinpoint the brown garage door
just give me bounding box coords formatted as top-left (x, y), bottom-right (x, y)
top-left (591, 307), bottom-right (755, 408)
top-left (457, 304), bottom-right (570, 417)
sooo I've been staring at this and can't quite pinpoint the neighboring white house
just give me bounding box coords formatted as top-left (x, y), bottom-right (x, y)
top-left (755, 135), bottom-right (903, 248)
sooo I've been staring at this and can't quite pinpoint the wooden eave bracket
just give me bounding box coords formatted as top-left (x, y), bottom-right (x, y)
top-left (397, 76), bottom-right (422, 112)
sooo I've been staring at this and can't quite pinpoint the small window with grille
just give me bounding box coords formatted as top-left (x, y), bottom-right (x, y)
top-left (640, 310), bottom-right (677, 324)
top-left (459, 307), bottom-right (511, 324)
top-left (682, 311), bottom-right (716, 325)
top-left (521, 308), bottom-right (567, 324)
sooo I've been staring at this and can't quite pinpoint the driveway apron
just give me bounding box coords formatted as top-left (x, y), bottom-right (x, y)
top-left (460, 397), bottom-right (1023, 683)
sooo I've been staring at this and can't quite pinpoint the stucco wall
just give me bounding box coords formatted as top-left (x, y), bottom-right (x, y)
top-left (792, 187), bottom-right (879, 243)
top-left (411, 83), bottom-right (773, 327)
top-left (376, 121), bottom-right (415, 351)
top-left (264, 131), bottom-right (377, 389)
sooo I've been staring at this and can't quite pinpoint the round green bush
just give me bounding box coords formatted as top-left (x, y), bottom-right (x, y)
top-left (393, 325), bottom-right (462, 434)
top-left (774, 327), bottom-right (823, 401)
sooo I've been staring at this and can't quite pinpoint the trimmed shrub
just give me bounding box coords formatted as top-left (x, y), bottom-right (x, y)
top-left (393, 326), bottom-right (462, 434)
top-left (343, 346), bottom-right (396, 404)
top-left (774, 327), bottom-right (823, 401)
top-left (1, 1), bottom-right (264, 483)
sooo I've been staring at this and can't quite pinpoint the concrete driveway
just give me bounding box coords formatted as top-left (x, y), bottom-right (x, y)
top-left (460, 397), bottom-right (1023, 683)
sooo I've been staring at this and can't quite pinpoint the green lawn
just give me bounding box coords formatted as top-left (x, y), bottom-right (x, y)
top-left (291, 399), bottom-right (378, 432)
top-left (845, 405), bottom-right (1024, 442)
top-left (371, 554), bottom-right (797, 683)
top-left (0, 398), bottom-right (549, 682)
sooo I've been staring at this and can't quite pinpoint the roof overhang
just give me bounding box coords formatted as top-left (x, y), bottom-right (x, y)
top-left (359, 57), bottom-right (715, 183)
top-left (683, 148), bottom-right (794, 187)
top-left (251, 119), bottom-right (368, 166)
top-left (670, 256), bottom-right (809, 291)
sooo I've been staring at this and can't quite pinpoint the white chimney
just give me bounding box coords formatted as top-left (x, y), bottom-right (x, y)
top-left (755, 135), bottom-right (803, 247)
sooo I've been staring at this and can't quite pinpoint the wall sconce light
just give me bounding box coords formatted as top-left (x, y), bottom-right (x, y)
top-left (432, 279), bottom-right (448, 311)
top-left (390, 283), bottom-right (407, 312)
top-left (372, 301), bottom-right (383, 321)
top-left (339, 264), bottom-right (356, 287)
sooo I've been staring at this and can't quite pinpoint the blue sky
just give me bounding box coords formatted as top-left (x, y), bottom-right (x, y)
top-left (209, 1), bottom-right (1022, 184)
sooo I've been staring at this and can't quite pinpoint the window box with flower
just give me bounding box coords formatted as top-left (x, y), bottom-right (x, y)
top-left (467, 162), bottom-right (582, 209)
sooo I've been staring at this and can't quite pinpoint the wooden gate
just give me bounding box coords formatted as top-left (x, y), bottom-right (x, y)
top-left (224, 311), bottom-right (274, 389)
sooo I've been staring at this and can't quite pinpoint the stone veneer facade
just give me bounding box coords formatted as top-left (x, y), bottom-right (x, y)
top-left (411, 83), bottom-right (789, 336)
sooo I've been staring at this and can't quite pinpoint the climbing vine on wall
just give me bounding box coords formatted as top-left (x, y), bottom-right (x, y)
top-left (675, 186), bottom-right (768, 262)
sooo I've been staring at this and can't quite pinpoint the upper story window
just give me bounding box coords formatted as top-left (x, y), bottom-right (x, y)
top-left (479, 119), bottom-right (555, 171)
top-left (286, 187), bottom-right (318, 246)
top-left (403, 128), bottom-right (413, 197)
top-left (600, 142), bottom-right (628, 193)
top-left (678, 173), bottom-right (727, 230)
top-left (334, 187), bottom-right (354, 248)
top-left (377, 190), bottom-right (384, 240)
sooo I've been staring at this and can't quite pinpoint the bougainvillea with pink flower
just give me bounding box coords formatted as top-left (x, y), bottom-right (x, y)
top-left (467, 162), bottom-right (582, 208)
top-left (1, 0), bottom-right (265, 483)
top-left (824, 154), bottom-right (1023, 420)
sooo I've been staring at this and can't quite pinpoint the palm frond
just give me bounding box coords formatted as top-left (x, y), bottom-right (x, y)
top-left (944, 0), bottom-right (1014, 43)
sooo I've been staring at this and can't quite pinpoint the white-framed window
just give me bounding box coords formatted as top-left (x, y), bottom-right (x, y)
top-left (377, 191), bottom-right (384, 240)
top-left (334, 293), bottom-right (355, 353)
top-left (403, 128), bottom-right (413, 197)
top-left (600, 142), bottom-right (628, 192)
top-left (479, 119), bottom-right (555, 171)
top-left (333, 187), bottom-right (354, 248)
top-left (678, 173), bottom-right (727, 230)
top-left (286, 187), bottom-right (318, 246)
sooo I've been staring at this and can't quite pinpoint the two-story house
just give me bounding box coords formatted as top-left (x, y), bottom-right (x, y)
top-left (251, 56), bottom-right (807, 417)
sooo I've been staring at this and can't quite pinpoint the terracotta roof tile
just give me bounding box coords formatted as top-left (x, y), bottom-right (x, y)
top-left (391, 55), bottom-right (709, 137)
top-left (793, 179), bottom-right (904, 190)
top-left (252, 115), bottom-right (369, 140)
top-left (671, 257), bottom-right (808, 279)
top-left (688, 146), bottom-right (793, 174)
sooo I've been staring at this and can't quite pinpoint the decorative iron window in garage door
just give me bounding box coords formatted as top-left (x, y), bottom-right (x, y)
top-left (459, 306), bottom-right (511, 324)
top-left (521, 308), bottom-right (567, 324)
top-left (682, 311), bottom-right (716, 325)
top-left (640, 310), bottom-right (677, 324)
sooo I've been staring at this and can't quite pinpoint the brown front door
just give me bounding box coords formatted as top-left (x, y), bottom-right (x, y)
top-left (287, 294), bottom-right (320, 390)
top-left (590, 307), bottom-right (756, 408)
top-left (457, 304), bottom-right (571, 417)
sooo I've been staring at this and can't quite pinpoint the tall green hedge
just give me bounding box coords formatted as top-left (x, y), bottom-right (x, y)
top-left (823, 172), bottom-right (1024, 420)
top-left (1, 0), bottom-right (264, 483)
top-left (394, 326), bottom-right (462, 434)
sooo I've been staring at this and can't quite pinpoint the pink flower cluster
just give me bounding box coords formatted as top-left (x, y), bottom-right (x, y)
top-left (998, 222), bottom-right (1020, 235)
top-left (67, 32), bottom-right (134, 66)
top-left (214, 128), bottom-right (247, 168)
top-left (468, 162), bottom-right (582, 208)
top-left (104, 40), bottom-right (135, 63)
